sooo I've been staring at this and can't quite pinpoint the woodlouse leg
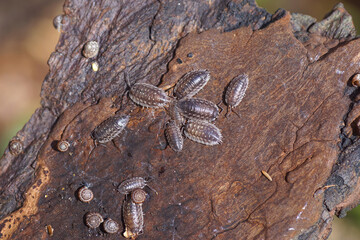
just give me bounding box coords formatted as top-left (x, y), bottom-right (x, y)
top-left (216, 100), bottom-right (224, 114)
top-left (111, 139), bottom-right (122, 153)
top-left (225, 106), bottom-right (241, 119)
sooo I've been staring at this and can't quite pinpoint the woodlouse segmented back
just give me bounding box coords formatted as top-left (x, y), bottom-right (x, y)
top-left (224, 74), bottom-right (249, 117)
top-left (129, 83), bottom-right (171, 108)
top-left (118, 177), bottom-right (147, 194)
top-left (177, 98), bottom-right (219, 122)
top-left (174, 70), bottom-right (210, 99)
top-left (92, 115), bottom-right (130, 144)
top-left (165, 120), bottom-right (183, 152)
top-left (168, 101), bottom-right (185, 126)
top-left (123, 197), bottom-right (144, 239)
top-left (184, 121), bottom-right (222, 146)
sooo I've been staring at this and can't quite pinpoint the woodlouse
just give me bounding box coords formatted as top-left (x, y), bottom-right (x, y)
top-left (118, 177), bottom-right (147, 195)
top-left (103, 218), bottom-right (120, 234)
top-left (165, 120), bottom-right (183, 152)
top-left (174, 70), bottom-right (210, 99)
top-left (352, 74), bottom-right (360, 87)
top-left (168, 101), bottom-right (185, 126)
top-left (123, 197), bottom-right (144, 239)
top-left (129, 83), bottom-right (171, 108)
top-left (82, 41), bottom-right (99, 58)
top-left (85, 212), bottom-right (104, 228)
top-left (57, 140), bottom-right (69, 152)
top-left (184, 121), bottom-right (222, 146)
top-left (78, 186), bottom-right (94, 203)
top-left (9, 139), bottom-right (22, 155)
top-left (92, 115), bottom-right (130, 144)
top-left (177, 98), bottom-right (219, 122)
top-left (224, 74), bottom-right (249, 117)
top-left (131, 189), bottom-right (147, 204)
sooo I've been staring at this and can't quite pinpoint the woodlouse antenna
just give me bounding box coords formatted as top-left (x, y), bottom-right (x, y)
top-left (225, 106), bottom-right (241, 119)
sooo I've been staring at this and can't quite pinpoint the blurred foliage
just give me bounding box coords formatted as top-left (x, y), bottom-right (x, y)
top-left (257, 0), bottom-right (360, 33)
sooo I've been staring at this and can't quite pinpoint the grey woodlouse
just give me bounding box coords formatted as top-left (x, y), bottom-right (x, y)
top-left (92, 115), bottom-right (129, 144)
top-left (85, 212), bottom-right (104, 228)
top-left (168, 101), bottom-right (185, 126)
top-left (224, 74), bottom-right (249, 117)
top-left (184, 121), bottom-right (222, 146)
top-left (118, 177), bottom-right (147, 195)
top-left (131, 189), bottom-right (147, 204)
top-left (177, 98), bottom-right (219, 122)
top-left (123, 197), bottom-right (144, 239)
top-left (103, 218), bottom-right (120, 234)
top-left (352, 74), bottom-right (360, 87)
top-left (57, 140), bottom-right (69, 152)
top-left (165, 120), bottom-right (183, 152)
top-left (129, 83), bottom-right (171, 108)
top-left (174, 70), bottom-right (210, 99)
top-left (9, 139), bottom-right (22, 155)
top-left (82, 41), bottom-right (99, 58)
top-left (78, 186), bottom-right (94, 203)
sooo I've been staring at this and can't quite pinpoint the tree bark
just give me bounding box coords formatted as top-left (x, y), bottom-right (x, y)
top-left (0, 1), bottom-right (360, 239)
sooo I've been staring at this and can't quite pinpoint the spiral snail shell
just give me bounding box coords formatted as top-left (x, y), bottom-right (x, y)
top-left (78, 186), bottom-right (94, 203)
top-left (131, 189), bottom-right (147, 204)
top-left (85, 212), bottom-right (103, 228)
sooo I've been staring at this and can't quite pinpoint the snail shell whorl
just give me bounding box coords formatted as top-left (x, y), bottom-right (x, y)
top-left (85, 212), bottom-right (103, 228)
top-left (57, 140), bottom-right (69, 152)
top-left (131, 189), bottom-right (147, 204)
top-left (9, 139), bottom-right (22, 155)
top-left (78, 186), bottom-right (94, 203)
top-left (103, 218), bottom-right (119, 234)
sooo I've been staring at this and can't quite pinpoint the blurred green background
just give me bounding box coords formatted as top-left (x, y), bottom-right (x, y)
top-left (0, 0), bottom-right (360, 239)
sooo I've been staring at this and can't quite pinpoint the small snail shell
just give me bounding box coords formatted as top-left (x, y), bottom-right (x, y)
top-left (131, 189), bottom-right (147, 204)
top-left (57, 140), bottom-right (70, 152)
top-left (78, 186), bottom-right (94, 203)
top-left (82, 41), bottom-right (99, 58)
top-left (352, 74), bottom-right (360, 87)
top-left (9, 139), bottom-right (22, 155)
top-left (85, 212), bottom-right (103, 228)
top-left (103, 218), bottom-right (119, 234)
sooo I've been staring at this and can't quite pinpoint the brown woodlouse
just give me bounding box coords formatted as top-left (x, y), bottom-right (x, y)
top-left (77, 186), bottom-right (94, 203)
top-left (224, 74), bottom-right (249, 117)
top-left (85, 212), bottom-right (104, 228)
top-left (177, 98), bottom-right (219, 122)
top-left (131, 189), bottom-right (147, 204)
top-left (82, 41), bottom-right (99, 58)
top-left (9, 139), bottom-right (22, 155)
top-left (57, 140), bottom-right (69, 152)
top-left (123, 197), bottom-right (144, 239)
top-left (118, 177), bottom-right (147, 195)
top-left (165, 120), bottom-right (183, 152)
top-left (103, 218), bottom-right (120, 234)
top-left (352, 73), bottom-right (360, 87)
top-left (174, 70), bottom-right (210, 99)
top-left (184, 121), bottom-right (222, 146)
top-left (129, 83), bottom-right (171, 108)
top-left (92, 115), bottom-right (130, 144)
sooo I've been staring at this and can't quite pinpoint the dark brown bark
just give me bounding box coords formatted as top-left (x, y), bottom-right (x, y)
top-left (0, 1), bottom-right (360, 239)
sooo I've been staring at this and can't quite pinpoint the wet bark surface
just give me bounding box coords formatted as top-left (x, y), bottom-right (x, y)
top-left (0, 1), bottom-right (360, 239)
